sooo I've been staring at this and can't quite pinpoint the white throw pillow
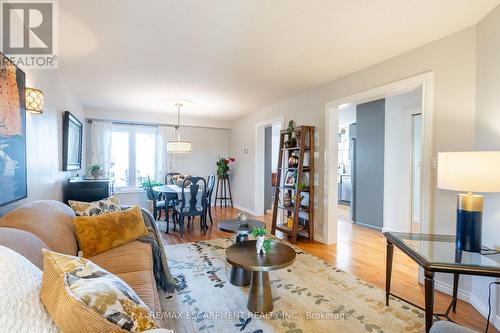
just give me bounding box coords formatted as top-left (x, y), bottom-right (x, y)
top-left (0, 245), bottom-right (59, 333)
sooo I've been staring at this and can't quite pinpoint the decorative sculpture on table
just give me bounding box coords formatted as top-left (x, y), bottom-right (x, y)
top-left (236, 211), bottom-right (249, 227)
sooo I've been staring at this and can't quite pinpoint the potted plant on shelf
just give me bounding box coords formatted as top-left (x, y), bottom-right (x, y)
top-left (251, 227), bottom-right (272, 254)
top-left (88, 164), bottom-right (104, 180)
top-left (216, 156), bottom-right (235, 178)
top-left (284, 120), bottom-right (297, 148)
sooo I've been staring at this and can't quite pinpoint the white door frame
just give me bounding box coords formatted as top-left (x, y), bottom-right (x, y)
top-left (254, 116), bottom-right (285, 216)
top-left (323, 72), bottom-right (434, 244)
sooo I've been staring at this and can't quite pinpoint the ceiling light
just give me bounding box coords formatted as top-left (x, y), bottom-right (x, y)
top-left (167, 103), bottom-right (192, 153)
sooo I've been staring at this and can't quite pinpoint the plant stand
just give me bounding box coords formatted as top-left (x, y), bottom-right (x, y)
top-left (214, 175), bottom-right (233, 208)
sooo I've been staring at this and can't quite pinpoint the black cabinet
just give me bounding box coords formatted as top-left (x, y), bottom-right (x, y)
top-left (66, 179), bottom-right (114, 203)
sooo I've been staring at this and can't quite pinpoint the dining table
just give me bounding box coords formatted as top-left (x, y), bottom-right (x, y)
top-left (152, 184), bottom-right (204, 207)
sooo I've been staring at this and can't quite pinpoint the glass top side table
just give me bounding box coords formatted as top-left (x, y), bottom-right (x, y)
top-left (384, 232), bottom-right (500, 333)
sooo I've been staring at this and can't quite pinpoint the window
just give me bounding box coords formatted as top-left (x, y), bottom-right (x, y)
top-left (110, 124), bottom-right (158, 188)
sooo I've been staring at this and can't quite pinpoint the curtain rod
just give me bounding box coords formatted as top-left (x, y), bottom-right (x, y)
top-left (85, 118), bottom-right (230, 131)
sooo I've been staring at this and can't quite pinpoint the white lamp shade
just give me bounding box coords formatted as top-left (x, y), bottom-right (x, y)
top-left (437, 151), bottom-right (500, 193)
top-left (167, 140), bottom-right (192, 153)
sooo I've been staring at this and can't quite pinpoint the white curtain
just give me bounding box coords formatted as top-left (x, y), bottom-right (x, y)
top-left (156, 126), bottom-right (175, 181)
top-left (90, 120), bottom-right (112, 176)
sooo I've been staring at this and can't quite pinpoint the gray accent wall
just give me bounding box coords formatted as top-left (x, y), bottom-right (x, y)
top-left (355, 99), bottom-right (385, 229)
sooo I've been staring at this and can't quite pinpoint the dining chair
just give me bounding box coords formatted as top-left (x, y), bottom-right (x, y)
top-left (173, 177), bottom-right (207, 236)
top-left (205, 174), bottom-right (216, 226)
top-left (144, 179), bottom-right (167, 223)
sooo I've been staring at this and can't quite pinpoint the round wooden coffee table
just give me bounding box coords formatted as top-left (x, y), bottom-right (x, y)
top-left (225, 240), bottom-right (296, 313)
top-left (219, 219), bottom-right (266, 286)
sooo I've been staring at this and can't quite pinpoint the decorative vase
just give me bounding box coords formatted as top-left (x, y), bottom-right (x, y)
top-left (91, 172), bottom-right (99, 180)
top-left (283, 193), bottom-right (292, 207)
top-left (256, 236), bottom-right (265, 254)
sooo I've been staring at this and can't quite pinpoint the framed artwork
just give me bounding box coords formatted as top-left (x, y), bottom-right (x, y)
top-left (284, 171), bottom-right (297, 187)
top-left (62, 111), bottom-right (83, 171)
top-left (0, 52), bottom-right (27, 206)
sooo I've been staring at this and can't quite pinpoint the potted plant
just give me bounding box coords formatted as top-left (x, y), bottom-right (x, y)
top-left (88, 164), bottom-right (104, 180)
top-left (284, 120), bottom-right (297, 148)
top-left (251, 227), bottom-right (272, 254)
top-left (216, 157), bottom-right (235, 178)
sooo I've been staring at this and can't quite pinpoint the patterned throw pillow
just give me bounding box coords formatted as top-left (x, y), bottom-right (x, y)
top-left (69, 196), bottom-right (121, 217)
top-left (40, 249), bottom-right (159, 333)
top-left (73, 206), bottom-right (149, 258)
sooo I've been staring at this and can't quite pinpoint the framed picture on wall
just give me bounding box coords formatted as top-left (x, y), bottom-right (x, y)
top-left (0, 52), bottom-right (27, 206)
top-left (62, 111), bottom-right (83, 171)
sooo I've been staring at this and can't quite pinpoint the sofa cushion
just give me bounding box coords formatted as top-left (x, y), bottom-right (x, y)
top-left (117, 271), bottom-right (161, 317)
top-left (69, 195), bottom-right (121, 217)
top-left (0, 200), bottom-right (78, 255)
top-left (41, 249), bottom-right (159, 333)
top-left (0, 246), bottom-right (59, 333)
top-left (74, 206), bottom-right (149, 258)
top-left (89, 240), bottom-right (154, 275)
top-left (0, 227), bottom-right (50, 269)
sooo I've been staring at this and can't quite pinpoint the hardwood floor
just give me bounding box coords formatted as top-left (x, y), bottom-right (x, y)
top-left (160, 206), bottom-right (496, 333)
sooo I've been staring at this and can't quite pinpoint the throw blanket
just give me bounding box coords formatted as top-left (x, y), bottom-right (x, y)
top-left (123, 206), bottom-right (176, 293)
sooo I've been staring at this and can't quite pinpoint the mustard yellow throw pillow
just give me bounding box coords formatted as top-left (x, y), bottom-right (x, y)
top-left (69, 196), bottom-right (121, 217)
top-left (74, 206), bottom-right (149, 258)
top-left (40, 249), bottom-right (159, 333)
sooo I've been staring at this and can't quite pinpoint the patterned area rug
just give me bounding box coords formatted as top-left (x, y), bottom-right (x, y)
top-left (160, 238), bottom-right (424, 333)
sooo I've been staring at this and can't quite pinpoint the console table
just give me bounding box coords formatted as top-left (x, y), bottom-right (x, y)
top-left (384, 232), bottom-right (500, 333)
top-left (66, 178), bottom-right (114, 203)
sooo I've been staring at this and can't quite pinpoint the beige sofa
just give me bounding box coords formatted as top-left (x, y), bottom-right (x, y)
top-left (0, 200), bottom-right (163, 326)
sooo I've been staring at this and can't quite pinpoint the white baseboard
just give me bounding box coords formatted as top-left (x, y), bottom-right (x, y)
top-left (232, 204), bottom-right (259, 217)
top-left (435, 279), bottom-right (500, 330)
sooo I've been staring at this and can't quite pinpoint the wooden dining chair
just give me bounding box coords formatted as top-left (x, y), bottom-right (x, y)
top-left (205, 174), bottom-right (216, 226)
top-left (144, 179), bottom-right (167, 223)
top-left (173, 177), bottom-right (207, 236)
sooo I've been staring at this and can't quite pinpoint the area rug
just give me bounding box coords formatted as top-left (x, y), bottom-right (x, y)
top-left (159, 238), bottom-right (424, 333)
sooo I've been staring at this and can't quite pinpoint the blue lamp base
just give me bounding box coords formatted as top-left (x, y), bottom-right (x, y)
top-left (455, 194), bottom-right (483, 253)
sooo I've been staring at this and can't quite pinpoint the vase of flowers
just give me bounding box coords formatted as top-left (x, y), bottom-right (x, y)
top-left (216, 157), bottom-right (235, 178)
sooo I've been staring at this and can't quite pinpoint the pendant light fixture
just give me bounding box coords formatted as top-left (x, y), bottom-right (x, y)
top-left (167, 102), bottom-right (192, 153)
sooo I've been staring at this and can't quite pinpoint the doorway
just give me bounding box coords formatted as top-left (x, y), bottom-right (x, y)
top-left (324, 72), bottom-right (434, 244)
top-left (254, 117), bottom-right (283, 216)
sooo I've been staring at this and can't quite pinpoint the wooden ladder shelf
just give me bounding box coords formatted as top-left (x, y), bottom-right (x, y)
top-left (271, 125), bottom-right (315, 243)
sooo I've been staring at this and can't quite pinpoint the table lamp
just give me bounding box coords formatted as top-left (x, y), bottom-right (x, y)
top-left (438, 152), bottom-right (500, 252)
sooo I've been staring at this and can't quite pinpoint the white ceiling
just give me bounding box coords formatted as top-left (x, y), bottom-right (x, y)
top-left (58, 0), bottom-right (499, 120)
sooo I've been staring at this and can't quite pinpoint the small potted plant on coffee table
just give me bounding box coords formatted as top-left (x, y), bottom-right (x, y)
top-left (251, 227), bottom-right (272, 255)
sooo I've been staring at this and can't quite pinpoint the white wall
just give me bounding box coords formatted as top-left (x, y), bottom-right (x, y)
top-left (338, 104), bottom-right (356, 127)
top-left (0, 70), bottom-right (85, 216)
top-left (473, 4), bottom-right (500, 326)
top-left (172, 126), bottom-right (230, 177)
top-left (383, 88), bottom-right (422, 232)
top-left (230, 26), bottom-right (477, 243)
